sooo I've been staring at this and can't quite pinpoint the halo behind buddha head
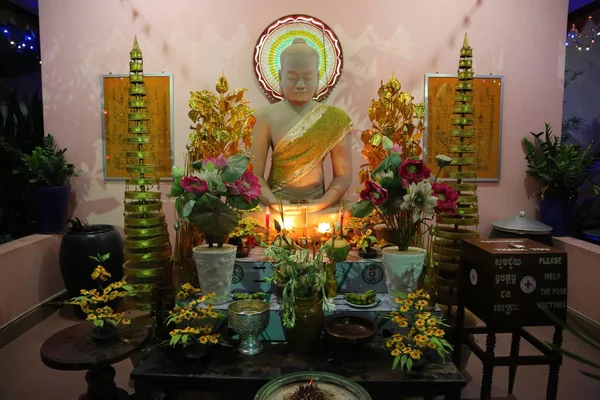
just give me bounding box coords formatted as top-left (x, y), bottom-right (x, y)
top-left (279, 38), bottom-right (320, 74)
top-left (253, 14), bottom-right (343, 103)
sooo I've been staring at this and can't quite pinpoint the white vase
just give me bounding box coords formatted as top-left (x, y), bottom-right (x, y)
top-left (382, 246), bottom-right (427, 304)
top-left (193, 244), bottom-right (236, 305)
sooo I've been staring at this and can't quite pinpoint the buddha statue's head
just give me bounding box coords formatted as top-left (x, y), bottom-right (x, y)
top-left (279, 38), bottom-right (320, 106)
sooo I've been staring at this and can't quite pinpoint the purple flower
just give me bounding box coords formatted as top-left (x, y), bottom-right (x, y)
top-left (359, 180), bottom-right (388, 205)
top-left (180, 176), bottom-right (208, 195)
top-left (226, 170), bottom-right (261, 202)
top-left (202, 154), bottom-right (227, 169)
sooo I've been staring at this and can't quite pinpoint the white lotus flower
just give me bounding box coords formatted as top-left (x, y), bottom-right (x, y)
top-left (193, 169), bottom-right (225, 194)
top-left (401, 180), bottom-right (437, 217)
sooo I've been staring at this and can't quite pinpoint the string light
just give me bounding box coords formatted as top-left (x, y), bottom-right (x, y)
top-left (1, 24), bottom-right (40, 59)
top-left (567, 16), bottom-right (600, 52)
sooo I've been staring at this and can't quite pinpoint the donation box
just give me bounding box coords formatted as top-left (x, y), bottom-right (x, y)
top-left (460, 238), bottom-right (567, 330)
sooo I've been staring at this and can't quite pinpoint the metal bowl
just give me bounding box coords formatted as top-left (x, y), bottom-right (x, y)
top-left (228, 299), bottom-right (270, 355)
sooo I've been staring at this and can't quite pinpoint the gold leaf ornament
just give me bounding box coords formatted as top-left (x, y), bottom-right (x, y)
top-left (216, 74), bottom-right (229, 94)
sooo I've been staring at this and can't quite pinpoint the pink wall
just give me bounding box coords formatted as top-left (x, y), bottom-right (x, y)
top-left (0, 235), bottom-right (63, 328)
top-left (38, 0), bottom-right (568, 238)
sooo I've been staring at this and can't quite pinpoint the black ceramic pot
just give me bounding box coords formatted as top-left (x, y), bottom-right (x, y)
top-left (59, 224), bottom-right (124, 318)
top-left (30, 185), bottom-right (70, 234)
top-left (358, 249), bottom-right (378, 259)
top-left (169, 343), bottom-right (212, 364)
top-left (92, 323), bottom-right (118, 344)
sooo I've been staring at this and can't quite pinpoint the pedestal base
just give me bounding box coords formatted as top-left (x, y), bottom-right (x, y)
top-left (78, 366), bottom-right (130, 400)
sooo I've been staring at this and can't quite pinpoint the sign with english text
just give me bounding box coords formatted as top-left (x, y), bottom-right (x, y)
top-left (460, 239), bottom-right (567, 330)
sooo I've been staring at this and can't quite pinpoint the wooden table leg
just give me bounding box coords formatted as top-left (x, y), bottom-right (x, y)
top-left (480, 332), bottom-right (496, 400)
top-left (546, 325), bottom-right (563, 400)
top-left (446, 386), bottom-right (462, 400)
top-left (79, 365), bottom-right (129, 400)
top-left (508, 330), bottom-right (521, 394)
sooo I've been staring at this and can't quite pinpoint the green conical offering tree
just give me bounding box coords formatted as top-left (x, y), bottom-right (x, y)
top-left (122, 36), bottom-right (172, 310)
top-left (434, 34), bottom-right (480, 306)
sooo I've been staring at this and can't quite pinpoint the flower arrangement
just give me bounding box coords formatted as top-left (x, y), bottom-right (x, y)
top-left (166, 283), bottom-right (228, 347)
top-left (385, 289), bottom-right (453, 371)
top-left (66, 254), bottom-right (136, 337)
top-left (229, 217), bottom-right (266, 242)
top-left (168, 153), bottom-right (261, 247)
top-left (263, 246), bottom-right (330, 328)
top-left (351, 142), bottom-right (458, 251)
top-left (351, 228), bottom-right (379, 254)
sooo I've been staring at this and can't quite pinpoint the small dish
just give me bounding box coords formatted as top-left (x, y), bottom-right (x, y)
top-left (344, 298), bottom-right (380, 308)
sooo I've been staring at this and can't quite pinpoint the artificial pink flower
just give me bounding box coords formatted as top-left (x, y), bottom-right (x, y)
top-left (359, 180), bottom-right (388, 205)
top-left (180, 176), bottom-right (208, 195)
top-left (432, 182), bottom-right (458, 215)
top-left (399, 159), bottom-right (431, 185)
top-left (202, 154), bottom-right (227, 169)
top-left (391, 143), bottom-right (402, 154)
top-left (226, 170), bottom-right (261, 202)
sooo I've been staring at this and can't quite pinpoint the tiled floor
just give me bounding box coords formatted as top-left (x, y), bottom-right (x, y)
top-left (0, 310), bottom-right (599, 400)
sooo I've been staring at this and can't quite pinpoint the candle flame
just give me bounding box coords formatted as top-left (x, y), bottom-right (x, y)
top-left (309, 379), bottom-right (314, 385)
top-left (316, 222), bottom-right (331, 234)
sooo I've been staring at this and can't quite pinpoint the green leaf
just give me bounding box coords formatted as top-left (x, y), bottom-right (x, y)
top-left (555, 346), bottom-right (600, 370)
top-left (351, 200), bottom-right (374, 218)
top-left (168, 166), bottom-right (185, 198)
top-left (188, 193), bottom-right (238, 237)
top-left (406, 357), bottom-right (413, 371)
top-left (191, 159), bottom-right (203, 170)
top-left (221, 154), bottom-right (249, 182)
top-left (400, 354), bottom-right (407, 370)
top-left (392, 355), bottom-right (401, 370)
top-left (372, 152), bottom-right (402, 177)
top-left (382, 136), bottom-right (394, 151)
top-left (175, 196), bottom-right (185, 219)
top-left (94, 319), bottom-right (104, 327)
top-left (101, 253), bottom-right (110, 262)
top-left (580, 370), bottom-right (600, 381)
top-left (88, 255), bottom-right (100, 262)
top-left (228, 195), bottom-right (259, 211)
top-left (182, 334), bottom-right (188, 344)
top-left (183, 198), bottom-right (196, 218)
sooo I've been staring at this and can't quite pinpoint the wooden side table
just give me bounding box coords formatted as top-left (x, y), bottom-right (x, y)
top-left (40, 322), bottom-right (150, 400)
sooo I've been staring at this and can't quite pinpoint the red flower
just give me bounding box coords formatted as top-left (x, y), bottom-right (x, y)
top-left (180, 176), bottom-right (208, 195)
top-left (399, 159), bottom-right (431, 185)
top-left (226, 170), bottom-right (260, 202)
top-left (360, 180), bottom-right (388, 205)
top-left (432, 182), bottom-right (458, 215)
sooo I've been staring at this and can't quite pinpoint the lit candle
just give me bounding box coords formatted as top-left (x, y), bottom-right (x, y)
top-left (265, 206), bottom-right (270, 232)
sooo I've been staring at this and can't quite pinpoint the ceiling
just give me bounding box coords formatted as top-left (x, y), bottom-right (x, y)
top-left (7, 0), bottom-right (37, 15)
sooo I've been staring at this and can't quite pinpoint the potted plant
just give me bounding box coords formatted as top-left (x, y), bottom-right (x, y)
top-left (263, 246), bottom-right (332, 354)
top-left (59, 218), bottom-right (124, 318)
top-left (65, 254), bottom-right (136, 344)
top-left (385, 288), bottom-right (453, 371)
top-left (351, 141), bottom-right (456, 302)
top-left (164, 283), bottom-right (228, 362)
top-left (522, 123), bottom-right (600, 236)
top-left (21, 134), bottom-right (80, 234)
top-left (228, 216), bottom-right (266, 258)
top-left (352, 228), bottom-right (379, 259)
top-left (168, 152), bottom-right (261, 304)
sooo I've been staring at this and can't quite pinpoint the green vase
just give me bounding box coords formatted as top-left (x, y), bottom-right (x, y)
top-left (285, 296), bottom-right (324, 355)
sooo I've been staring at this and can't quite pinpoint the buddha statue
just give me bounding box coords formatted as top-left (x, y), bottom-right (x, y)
top-left (251, 38), bottom-right (353, 214)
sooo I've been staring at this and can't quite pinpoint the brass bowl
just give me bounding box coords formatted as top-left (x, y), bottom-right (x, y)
top-left (228, 299), bottom-right (270, 355)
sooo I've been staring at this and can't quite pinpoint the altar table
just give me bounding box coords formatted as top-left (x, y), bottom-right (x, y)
top-left (130, 341), bottom-right (465, 400)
